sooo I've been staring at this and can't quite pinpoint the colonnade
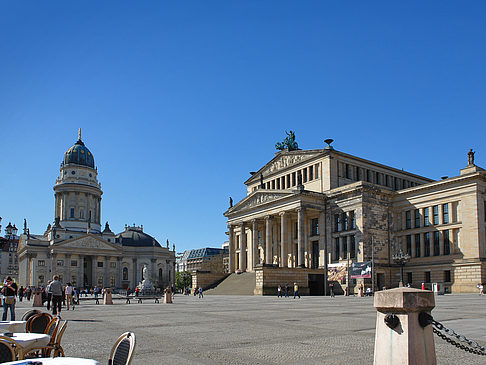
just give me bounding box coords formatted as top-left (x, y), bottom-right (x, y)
top-left (228, 209), bottom-right (325, 273)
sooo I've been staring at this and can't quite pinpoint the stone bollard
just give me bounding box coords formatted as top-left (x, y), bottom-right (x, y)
top-left (33, 289), bottom-right (43, 307)
top-left (374, 287), bottom-right (436, 365)
top-left (104, 288), bottom-right (113, 305)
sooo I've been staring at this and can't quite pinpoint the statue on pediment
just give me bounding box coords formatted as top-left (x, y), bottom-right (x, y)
top-left (468, 149), bottom-right (475, 165)
top-left (275, 130), bottom-right (299, 151)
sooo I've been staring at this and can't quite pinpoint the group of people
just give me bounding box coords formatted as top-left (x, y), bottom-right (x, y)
top-left (277, 283), bottom-right (300, 299)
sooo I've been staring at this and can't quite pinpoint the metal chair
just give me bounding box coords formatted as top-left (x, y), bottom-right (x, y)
top-left (108, 332), bottom-right (136, 365)
top-left (26, 312), bottom-right (53, 334)
top-left (0, 336), bottom-right (24, 361)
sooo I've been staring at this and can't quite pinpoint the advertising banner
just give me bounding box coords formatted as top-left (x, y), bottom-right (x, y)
top-left (350, 261), bottom-right (372, 279)
top-left (327, 263), bottom-right (346, 281)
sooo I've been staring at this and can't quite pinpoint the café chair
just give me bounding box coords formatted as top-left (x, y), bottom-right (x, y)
top-left (21, 309), bottom-right (41, 321)
top-left (25, 320), bottom-right (67, 358)
top-left (108, 332), bottom-right (136, 365)
top-left (27, 312), bottom-right (53, 333)
top-left (0, 336), bottom-right (24, 361)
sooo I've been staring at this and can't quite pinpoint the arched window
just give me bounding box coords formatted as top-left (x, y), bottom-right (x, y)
top-left (158, 268), bottom-right (163, 283)
top-left (122, 267), bottom-right (128, 281)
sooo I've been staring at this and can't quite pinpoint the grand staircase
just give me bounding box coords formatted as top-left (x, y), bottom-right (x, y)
top-left (204, 272), bottom-right (256, 295)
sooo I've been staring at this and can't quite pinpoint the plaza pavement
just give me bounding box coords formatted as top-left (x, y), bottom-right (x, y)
top-left (13, 293), bottom-right (486, 364)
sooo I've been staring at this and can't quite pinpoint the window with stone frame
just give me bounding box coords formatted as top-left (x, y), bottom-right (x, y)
top-left (350, 235), bottom-right (356, 258)
top-left (444, 270), bottom-right (451, 283)
top-left (423, 208), bottom-right (430, 227)
top-left (122, 267), bottom-right (128, 281)
top-left (405, 211), bottom-right (412, 229)
top-left (433, 205), bottom-right (439, 225)
top-left (350, 211), bottom-right (356, 230)
top-left (110, 261), bottom-right (117, 268)
top-left (311, 218), bottom-right (319, 236)
top-left (406, 235), bottom-right (412, 256)
top-left (415, 234), bottom-right (421, 257)
top-left (443, 230), bottom-right (450, 255)
top-left (414, 209), bottom-right (420, 228)
top-left (425, 271), bottom-right (431, 283)
top-left (424, 232), bottom-right (430, 256)
top-left (97, 261), bottom-right (103, 268)
top-left (334, 214), bottom-right (341, 232)
top-left (342, 212), bottom-right (348, 231)
top-left (443, 203), bottom-right (449, 224)
top-left (433, 231), bottom-right (440, 256)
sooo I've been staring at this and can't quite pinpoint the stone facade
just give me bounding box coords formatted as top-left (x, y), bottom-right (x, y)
top-left (17, 132), bottom-right (176, 290)
top-left (225, 142), bottom-right (486, 294)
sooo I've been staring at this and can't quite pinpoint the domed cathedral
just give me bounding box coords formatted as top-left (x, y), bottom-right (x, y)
top-left (17, 130), bottom-right (176, 290)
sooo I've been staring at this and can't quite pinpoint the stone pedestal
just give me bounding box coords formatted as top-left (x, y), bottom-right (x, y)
top-left (374, 287), bottom-right (436, 365)
top-left (33, 290), bottom-right (43, 307)
top-left (104, 288), bottom-right (113, 305)
top-left (164, 292), bottom-right (173, 304)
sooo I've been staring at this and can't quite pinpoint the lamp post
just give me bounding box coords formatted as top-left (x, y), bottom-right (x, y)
top-left (392, 248), bottom-right (411, 287)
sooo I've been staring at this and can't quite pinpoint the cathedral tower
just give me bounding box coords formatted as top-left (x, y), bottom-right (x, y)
top-left (53, 129), bottom-right (102, 233)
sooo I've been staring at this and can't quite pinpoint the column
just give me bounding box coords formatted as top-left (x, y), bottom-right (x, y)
top-left (280, 212), bottom-right (288, 268)
top-left (297, 208), bottom-right (305, 267)
top-left (287, 217), bottom-right (293, 267)
top-left (92, 257), bottom-right (98, 286)
top-left (79, 256), bottom-right (85, 288)
top-left (132, 258), bottom-right (138, 288)
top-left (228, 225), bottom-right (235, 273)
top-left (265, 216), bottom-right (272, 264)
top-left (104, 256), bottom-right (110, 287)
top-left (116, 257), bottom-right (122, 288)
top-left (239, 222), bottom-right (247, 272)
top-left (252, 219), bottom-right (258, 269)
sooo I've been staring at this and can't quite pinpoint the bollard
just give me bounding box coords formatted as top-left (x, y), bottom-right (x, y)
top-left (104, 288), bottom-right (113, 305)
top-left (374, 287), bottom-right (436, 365)
top-left (33, 289), bottom-right (43, 307)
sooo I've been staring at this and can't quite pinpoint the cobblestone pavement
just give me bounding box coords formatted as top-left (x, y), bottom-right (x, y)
top-left (13, 294), bottom-right (486, 364)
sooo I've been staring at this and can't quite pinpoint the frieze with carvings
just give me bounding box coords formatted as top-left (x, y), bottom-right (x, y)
top-left (263, 153), bottom-right (320, 175)
top-left (233, 193), bottom-right (290, 213)
top-left (57, 237), bottom-right (119, 251)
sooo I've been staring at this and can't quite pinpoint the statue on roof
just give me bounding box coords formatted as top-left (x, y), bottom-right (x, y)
top-left (468, 149), bottom-right (475, 165)
top-left (229, 197), bottom-right (233, 208)
top-left (275, 130), bottom-right (299, 151)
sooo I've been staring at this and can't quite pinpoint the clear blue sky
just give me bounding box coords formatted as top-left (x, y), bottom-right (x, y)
top-left (1, 1), bottom-right (485, 252)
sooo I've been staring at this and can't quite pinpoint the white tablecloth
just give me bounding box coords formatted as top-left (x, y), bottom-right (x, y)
top-left (5, 332), bottom-right (50, 351)
top-left (4, 357), bottom-right (99, 364)
top-left (0, 321), bottom-right (26, 333)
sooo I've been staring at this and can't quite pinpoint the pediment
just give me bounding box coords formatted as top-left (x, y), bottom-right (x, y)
top-left (246, 150), bottom-right (322, 184)
top-left (55, 235), bottom-right (121, 251)
top-left (226, 191), bottom-right (292, 215)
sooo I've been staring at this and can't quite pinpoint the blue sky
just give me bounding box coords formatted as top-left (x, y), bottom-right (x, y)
top-left (1, 1), bottom-right (485, 252)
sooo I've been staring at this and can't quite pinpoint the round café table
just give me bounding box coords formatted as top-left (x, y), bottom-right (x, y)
top-left (3, 357), bottom-right (99, 364)
top-left (0, 321), bottom-right (27, 333)
top-left (3, 333), bottom-right (50, 353)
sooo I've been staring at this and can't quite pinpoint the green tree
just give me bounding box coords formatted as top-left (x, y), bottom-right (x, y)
top-left (175, 271), bottom-right (192, 291)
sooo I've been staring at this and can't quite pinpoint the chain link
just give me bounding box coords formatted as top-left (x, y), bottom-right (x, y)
top-left (426, 314), bottom-right (486, 356)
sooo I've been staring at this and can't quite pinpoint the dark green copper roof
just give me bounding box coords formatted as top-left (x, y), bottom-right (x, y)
top-left (63, 139), bottom-right (95, 168)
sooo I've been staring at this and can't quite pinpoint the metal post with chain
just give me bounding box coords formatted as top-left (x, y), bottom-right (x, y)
top-left (419, 312), bottom-right (486, 356)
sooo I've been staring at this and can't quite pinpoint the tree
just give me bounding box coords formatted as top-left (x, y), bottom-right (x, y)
top-left (175, 271), bottom-right (192, 291)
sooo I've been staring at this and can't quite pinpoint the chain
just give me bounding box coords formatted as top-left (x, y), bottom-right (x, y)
top-left (422, 312), bottom-right (486, 356)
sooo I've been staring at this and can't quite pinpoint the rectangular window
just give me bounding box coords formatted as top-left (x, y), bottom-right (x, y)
top-left (97, 261), bottom-right (104, 268)
top-left (443, 203), bottom-right (449, 224)
top-left (56, 260), bottom-right (64, 266)
top-left (425, 272), bottom-right (431, 283)
top-left (71, 260), bottom-right (77, 267)
top-left (444, 270), bottom-right (451, 283)
top-left (315, 164), bottom-right (319, 179)
top-left (406, 235), bottom-right (412, 255)
top-left (334, 238), bottom-right (340, 260)
top-left (350, 211), bottom-right (356, 229)
top-left (433, 231), bottom-right (440, 256)
top-left (350, 235), bottom-right (356, 259)
top-left (311, 218), bottom-right (319, 236)
top-left (415, 234), bottom-right (421, 257)
top-left (309, 166), bottom-right (313, 180)
top-left (414, 209), bottom-right (420, 228)
top-left (110, 262), bottom-right (117, 268)
top-left (443, 230), bottom-right (450, 255)
top-left (433, 205), bottom-right (439, 225)
top-left (405, 211), bottom-right (412, 229)
top-left (343, 212), bottom-right (349, 231)
top-left (345, 164), bottom-right (350, 179)
top-left (343, 236), bottom-right (348, 256)
top-left (424, 208), bottom-right (430, 227)
top-left (407, 272), bottom-right (413, 285)
top-left (334, 214), bottom-right (341, 232)
top-left (70, 208), bottom-right (75, 218)
top-left (38, 260), bottom-right (45, 267)
top-left (424, 232), bottom-right (430, 257)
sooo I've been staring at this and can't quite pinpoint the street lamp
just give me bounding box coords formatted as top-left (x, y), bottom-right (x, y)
top-left (393, 248), bottom-right (411, 287)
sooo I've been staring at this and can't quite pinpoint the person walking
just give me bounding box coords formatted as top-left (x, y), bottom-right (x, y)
top-left (330, 283), bottom-right (335, 298)
top-left (48, 275), bottom-right (63, 316)
top-left (277, 285), bottom-right (282, 298)
top-left (17, 286), bottom-right (24, 302)
top-left (198, 287), bottom-right (203, 298)
top-left (2, 276), bottom-right (18, 321)
top-left (293, 282), bottom-right (300, 299)
top-left (285, 284), bottom-right (289, 298)
top-left (65, 282), bottom-right (75, 310)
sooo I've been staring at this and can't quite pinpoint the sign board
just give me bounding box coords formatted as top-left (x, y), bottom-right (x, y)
top-left (350, 261), bottom-right (372, 279)
top-left (328, 263), bottom-right (346, 281)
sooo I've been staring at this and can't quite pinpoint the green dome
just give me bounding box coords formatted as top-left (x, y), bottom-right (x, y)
top-left (63, 139), bottom-right (95, 168)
